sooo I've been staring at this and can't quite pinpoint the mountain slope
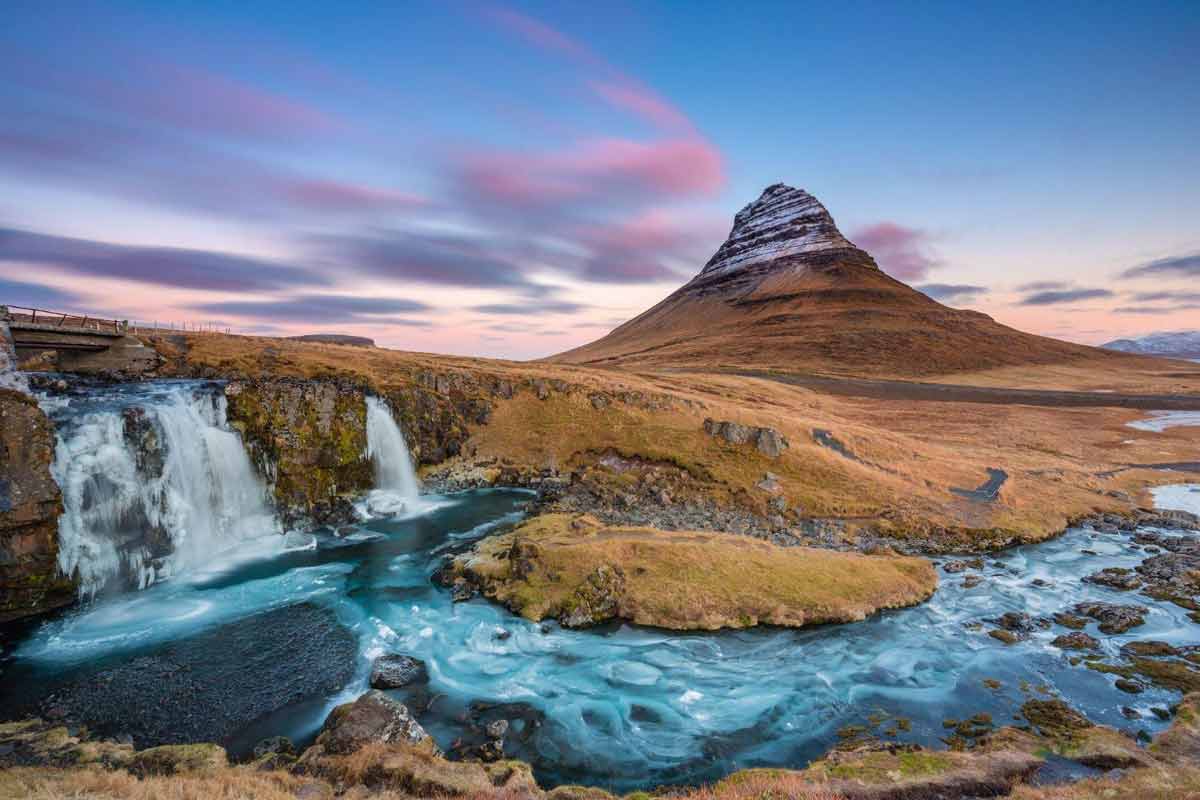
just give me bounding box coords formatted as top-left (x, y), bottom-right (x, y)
top-left (1103, 330), bottom-right (1200, 361)
top-left (551, 184), bottom-right (1131, 378)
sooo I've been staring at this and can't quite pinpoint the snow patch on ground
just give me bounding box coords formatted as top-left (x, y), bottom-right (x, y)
top-left (1127, 411), bottom-right (1200, 432)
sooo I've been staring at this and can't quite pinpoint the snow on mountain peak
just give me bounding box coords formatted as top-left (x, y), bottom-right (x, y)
top-left (699, 184), bottom-right (864, 278)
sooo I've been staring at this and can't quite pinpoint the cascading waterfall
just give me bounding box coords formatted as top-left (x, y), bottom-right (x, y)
top-left (361, 395), bottom-right (421, 516)
top-left (46, 382), bottom-right (281, 598)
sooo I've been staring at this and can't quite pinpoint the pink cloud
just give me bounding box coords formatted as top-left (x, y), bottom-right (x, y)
top-left (483, 6), bottom-right (606, 71)
top-left (589, 81), bottom-right (695, 134)
top-left (458, 137), bottom-right (723, 207)
top-left (130, 63), bottom-right (342, 139)
top-left (851, 222), bottom-right (939, 281)
top-left (573, 207), bottom-right (725, 283)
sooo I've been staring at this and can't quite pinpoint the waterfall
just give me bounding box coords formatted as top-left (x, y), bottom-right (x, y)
top-left (46, 382), bottom-right (281, 598)
top-left (362, 396), bottom-right (421, 516)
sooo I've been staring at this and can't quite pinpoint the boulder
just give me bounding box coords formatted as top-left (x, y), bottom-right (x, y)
top-left (369, 654), bottom-right (429, 690)
top-left (316, 690), bottom-right (434, 755)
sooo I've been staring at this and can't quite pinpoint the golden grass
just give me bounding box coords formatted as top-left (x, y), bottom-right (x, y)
top-left (0, 765), bottom-right (308, 800)
top-left (682, 770), bottom-right (844, 800)
top-left (457, 513), bottom-right (937, 629)
top-left (148, 331), bottom-right (1200, 548)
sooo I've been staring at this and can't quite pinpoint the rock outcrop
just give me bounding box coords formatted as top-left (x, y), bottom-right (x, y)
top-left (0, 388), bottom-right (75, 622)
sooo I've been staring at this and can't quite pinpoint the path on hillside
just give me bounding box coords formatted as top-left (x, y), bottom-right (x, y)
top-left (719, 370), bottom-right (1200, 411)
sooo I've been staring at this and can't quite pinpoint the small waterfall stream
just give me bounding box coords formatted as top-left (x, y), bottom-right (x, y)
top-left (361, 395), bottom-right (422, 516)
top-left (44, 381), bottom-right (281, 597)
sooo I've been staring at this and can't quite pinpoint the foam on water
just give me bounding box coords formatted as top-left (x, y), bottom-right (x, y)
top-left (9, 486), bottom-right (1194, 790)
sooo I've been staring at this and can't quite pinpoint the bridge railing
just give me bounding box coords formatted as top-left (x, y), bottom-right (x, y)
top-left (2, 305), bottom-right (127, 334)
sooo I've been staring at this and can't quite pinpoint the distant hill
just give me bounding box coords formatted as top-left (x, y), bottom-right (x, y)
top-left (288, 334), bottom-right (375, 348)
top-left (551, 184), bottom-right (1135, 377)
top-left (1102, 331), bottom-right (1200, 361)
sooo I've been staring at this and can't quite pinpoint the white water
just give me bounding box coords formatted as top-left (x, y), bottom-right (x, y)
top-left (46, 382), bottom-right (281, 597)
top-left (361, 396), bottom-right (423, 517)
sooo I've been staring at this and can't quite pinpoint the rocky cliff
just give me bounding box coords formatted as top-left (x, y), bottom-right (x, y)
top-left (0, 389), bottom-right (75, 622)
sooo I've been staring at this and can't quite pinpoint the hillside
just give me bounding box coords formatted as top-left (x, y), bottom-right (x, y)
top-left (551, 184), bottom-right (1142, 378)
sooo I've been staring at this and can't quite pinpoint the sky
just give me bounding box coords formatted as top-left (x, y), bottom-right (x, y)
top-left (1, 1), bottom-right (1198, 359)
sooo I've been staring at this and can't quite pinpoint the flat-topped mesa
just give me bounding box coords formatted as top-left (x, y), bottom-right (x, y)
top-left (698, 183), bottom-right (876, 279)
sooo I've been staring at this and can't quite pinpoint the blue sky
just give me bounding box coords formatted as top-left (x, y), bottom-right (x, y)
top-left (1, 0), bottom-right (1198, 357)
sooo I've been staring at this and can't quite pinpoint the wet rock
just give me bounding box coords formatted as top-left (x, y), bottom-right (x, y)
top-left (485, 719), bottom-right (509, 739)
top-left (1083, 567), bottom-right (1142, 591)
top-left (1052, 632), bottom-right (1099, 650)
top-left (1115, 678), bottom-right (1144, 694)
top-left (1122, 640), bottom-right (1180, 657)
top-left (1071, 602), bottom-right (1147, 634)
top-left (560, 564), bottom-right (625, 628)
top-left (989, 611), bottom-right (1045, 633)
top-left (989, 629), bottom-right (1021, 645)
top-left (253, 736), bottom-right (295, 758)
top-left (943, 558), bottom-right (984, 573)
top-left (370, 654), bottom-right (429, 690)
top-left (1053, 612), bottom-right (1090, 630)
top-left (316, 690), bottom-right (434, 756)
top-left (1121, 706), bottom-right (1141, 719)
top-left (1021, 699), bottom-right (1093, 738)
top-left (962, 575), bottom-right (983, 588)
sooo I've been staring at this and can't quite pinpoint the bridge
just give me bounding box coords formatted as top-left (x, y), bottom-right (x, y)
top-left (1, 305), bottom-right (159, 374)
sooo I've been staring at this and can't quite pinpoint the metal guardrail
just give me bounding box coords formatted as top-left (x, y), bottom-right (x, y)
top-left (1, 305), bottom-right (232, 337)
top-left (1, 305), bottom-right (127, 334)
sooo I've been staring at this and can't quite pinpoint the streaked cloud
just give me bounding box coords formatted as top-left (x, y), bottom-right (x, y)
top-left (191, 294), bottom-right (432, 325)
top-left (917, 283), bottom-right (988, 303)
top-left (0, 227), bottom-right (326, 293)
top-left (1018, 288), bottom-right (1114, 305)
top-left (1120, 253), bottom-right (1200, 279)
top-left (0, 277), bottom-right (85, 310)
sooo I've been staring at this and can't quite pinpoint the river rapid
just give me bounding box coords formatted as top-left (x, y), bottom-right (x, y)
top-left (1, 379), bottom-right (1197, 791)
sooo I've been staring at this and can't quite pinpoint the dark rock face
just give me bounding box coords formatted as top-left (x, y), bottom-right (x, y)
top-left (316, 690), bottom-right (434, 755)
top-left (224, 378), bottom-right (373, 528)
top-left (0, 388), bottom-right (76, 622)
top-left (369, 654), bottom-right (429, 690)
top-left (560, 564), bottom-right (626, 628)
top-left (5, 602), bottom-right (356, 748)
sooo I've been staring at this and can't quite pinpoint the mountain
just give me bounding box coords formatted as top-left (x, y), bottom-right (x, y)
top-left (1102, 331), bottom-right (1200, 361)
top-left (551, 184), bottom-right (1128, 377)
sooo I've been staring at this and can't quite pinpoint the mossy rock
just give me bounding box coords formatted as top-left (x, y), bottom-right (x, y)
top-left (129, 743), bottom-right (227, 775)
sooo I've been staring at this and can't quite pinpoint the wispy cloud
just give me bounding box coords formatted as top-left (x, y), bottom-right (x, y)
top-left (0, 276), bottom-right (85, 309)
top-left (1130, 290), bottom-right (1200, 303)
top-left (1015, 280), bottom-right (1069, 292)
top-left (0, 226), bottom-right (326, 293)
top-left (1120, 253), bottom-right (1200, 279)
top-left (917, 283), bottom-right (988, 303)
top-left (1018, 288), bottom-right (1114, 305)
top-left (191, 294), bottom-right (433, 325)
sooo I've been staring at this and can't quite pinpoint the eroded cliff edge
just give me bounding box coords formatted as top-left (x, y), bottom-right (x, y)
top-left (0, 388), bottom-right (76, 622)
